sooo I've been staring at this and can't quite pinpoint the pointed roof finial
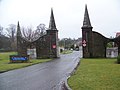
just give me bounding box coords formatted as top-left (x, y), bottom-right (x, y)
top-left (17, 21), bottom-right (22, 37)
top-left (82, 4), bottom-right (92, 27)
top-left (49, 8), bottom-right (57, 30)
top-left (17, 21), bottom-right (20, 28)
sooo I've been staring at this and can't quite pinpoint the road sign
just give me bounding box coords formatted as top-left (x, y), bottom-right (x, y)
top-left (83, 43), bottom-right (86, 47)
top-left (10, 55), bottom-right (29, 63)
top-left (82, 40), bottom-right (86, 47)
top-left (52, 45), bottom-right (56, 48)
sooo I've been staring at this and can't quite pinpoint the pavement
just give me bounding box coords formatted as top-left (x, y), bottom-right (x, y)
top-left (0, 51), bottom-right (81, 90)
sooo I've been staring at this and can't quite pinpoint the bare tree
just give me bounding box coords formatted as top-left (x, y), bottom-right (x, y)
top-left (36, 23), bottom-right (47, 36)
top-left (21, 24), bottom-right (47, 42)
top-left (6, 24), bottom-right (16, 40)
top-left (22, 26), bottom-right (37, 42)
top-left (0, 25), bottom-right (3, 36)
top-left (6, 24), bottom-right (16, 51)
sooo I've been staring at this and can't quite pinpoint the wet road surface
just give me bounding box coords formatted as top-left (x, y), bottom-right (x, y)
top-left (0, 51), bottom-right (81, 90)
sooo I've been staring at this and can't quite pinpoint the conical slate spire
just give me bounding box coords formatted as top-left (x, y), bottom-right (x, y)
top-left (17, 21), bottom-right (22, 37)
top-left (82, 5), bottom-right (92, 27)
top-left (49, 8), bottom-right (57, 30)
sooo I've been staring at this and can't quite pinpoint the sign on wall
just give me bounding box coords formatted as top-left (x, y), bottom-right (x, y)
top-left (82, 40), bottom-right (86, 47)
top-left (52, 45), bottom-right (56, 48)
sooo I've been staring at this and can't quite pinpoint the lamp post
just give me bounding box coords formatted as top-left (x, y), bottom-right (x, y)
top-left (64, 38), bottom-right (67, 50)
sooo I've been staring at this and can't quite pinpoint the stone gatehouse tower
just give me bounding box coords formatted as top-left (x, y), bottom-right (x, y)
top-left (36, 9), bottom-right (59, 58)
top-left (17, 9), bottom-right (59, 58)
top-left (81, 5), bottom-right (120, 58)
top-left (81, 5), bottom-right (93, 58)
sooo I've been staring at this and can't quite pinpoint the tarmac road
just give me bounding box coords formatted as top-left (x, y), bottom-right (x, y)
top-left (0, 51), bottom-right (81, 90)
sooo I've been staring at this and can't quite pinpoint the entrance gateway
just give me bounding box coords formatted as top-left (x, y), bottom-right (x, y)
top-left (17, 8), bottom-right (59, 59)
top-left (16, 6), bottom-right (120, 59)
top-left (82, 5), bottom-right (120, 58)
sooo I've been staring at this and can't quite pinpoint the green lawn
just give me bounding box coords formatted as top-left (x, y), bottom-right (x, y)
top-left (68, 58), bottom-right (120, 90)
top-left (0, 52), bottom-right (52, 73)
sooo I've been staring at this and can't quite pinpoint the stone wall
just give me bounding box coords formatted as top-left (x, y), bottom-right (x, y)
top-left (92, 31), bottom-right (110, 58)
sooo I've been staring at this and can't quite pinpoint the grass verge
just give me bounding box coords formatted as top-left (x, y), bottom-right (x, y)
top-left (68, 58), bottom-right (120, 90)
top-left (0, 52), bottom-right (52, 73)
top-left (61, 50), bottom-right (73, 54)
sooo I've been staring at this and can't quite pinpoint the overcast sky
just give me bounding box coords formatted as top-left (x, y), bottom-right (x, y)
top-left (0, 0), bottom-right (120, 39)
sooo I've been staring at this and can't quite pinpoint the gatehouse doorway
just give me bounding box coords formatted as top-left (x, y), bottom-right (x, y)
top-left (106, 42), bottom-right (118, 58)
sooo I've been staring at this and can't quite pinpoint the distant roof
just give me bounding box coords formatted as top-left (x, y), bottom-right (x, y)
top-left (116, 32), bottom-right (120, 37)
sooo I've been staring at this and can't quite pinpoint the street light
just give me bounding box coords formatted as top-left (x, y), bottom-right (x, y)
top-left (64, 38), bottom-right (67, 50)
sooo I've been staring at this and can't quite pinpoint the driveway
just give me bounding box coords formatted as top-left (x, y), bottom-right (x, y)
top-left (0, 51), bottom-right (81, 90)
